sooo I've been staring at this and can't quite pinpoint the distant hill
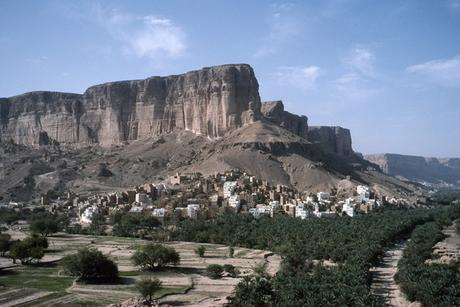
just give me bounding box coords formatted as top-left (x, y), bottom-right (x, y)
top-left (365, 153), bottom-right (460, 186)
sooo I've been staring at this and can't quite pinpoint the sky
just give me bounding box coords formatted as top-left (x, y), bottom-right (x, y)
top-left (1, 0), bottom-right (460, 157)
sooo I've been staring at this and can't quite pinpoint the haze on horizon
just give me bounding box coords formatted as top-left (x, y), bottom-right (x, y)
top-left (1, 0), bottom-right (459, 158)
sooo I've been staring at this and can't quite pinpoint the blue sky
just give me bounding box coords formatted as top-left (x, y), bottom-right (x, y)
top-left (1, 0), bottom-right (460, 157)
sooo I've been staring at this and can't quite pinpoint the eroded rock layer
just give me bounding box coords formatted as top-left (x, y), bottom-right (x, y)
top-left (307, 126), bottom-right (354, 157)
top-left (0, 64), bottom-right (261, 145)
top-left (261, 101), bottom-right (309, 139)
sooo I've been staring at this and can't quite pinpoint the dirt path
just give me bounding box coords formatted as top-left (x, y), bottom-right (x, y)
top-left (370, 241), bottom-right (418, 307)
top-left (429, 221), bottom-right (460, 264)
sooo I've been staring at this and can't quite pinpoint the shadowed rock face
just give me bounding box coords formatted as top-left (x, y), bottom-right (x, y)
top-left (261, 101), bottom-right (309, 139)
top-left (307, 126), bottom-right (354, 157)
top-left (0, 64), bottom-right (261, 145)
top-left (365, 154), bottom-right (460, 184)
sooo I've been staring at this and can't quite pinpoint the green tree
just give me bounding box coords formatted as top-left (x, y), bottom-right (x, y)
top-left (223, 264), bottom-right (240, 277)
top-left (206, 264), bottom-right (224, 279)
top-left (62, 247), bottom-right (118, 282)
top-left (136, 277), bottom-right (162, 303)
top-left (228, 246), bottom-right (235, 258)
top-left (230, 274), bottom-right (275, 306)
top-left (0, 233), bottom-right (11, 256)
top-left (131, 244), bottom-right (180, 271)
top-left (195, 245), bottom-right (206, 258)
top-left (10, 240), bottom-right (44, 264)
top-left (30, 216), bottom-right (59, 237)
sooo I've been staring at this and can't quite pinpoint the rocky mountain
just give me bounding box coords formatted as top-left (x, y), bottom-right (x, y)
top-left (261, 100), bottom-right (309, 139)
top-left (0, 64), bottom-right (260, 145)
top-left (308, 126), bottom-right (353, 157)
top-left (0, 64), bottom-right (424, 202)
top-left (365, 153), bottom-right (460, 186)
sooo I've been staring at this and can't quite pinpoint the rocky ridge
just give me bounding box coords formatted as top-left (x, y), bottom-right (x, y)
top-left (365, 153), bottom-right (460, 185)
top-left (0, 64), bottom-right (260, 145)
top-left (0, 64), bottom-right (425, 202)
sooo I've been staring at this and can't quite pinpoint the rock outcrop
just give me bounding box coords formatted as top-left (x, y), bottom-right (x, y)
top-left (0, 64), bottom-right (260, 145)
top-left (365, 154), bottom-right (460, 184)
top-left (261, 101), bottom-right (308, 139)
top-left (307, 126), bottom-right (354, 157)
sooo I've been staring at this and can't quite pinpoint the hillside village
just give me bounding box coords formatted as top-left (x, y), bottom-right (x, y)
top-left (2, 169), bottom-right (420, 229)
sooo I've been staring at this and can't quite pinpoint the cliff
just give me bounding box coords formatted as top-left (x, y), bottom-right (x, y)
top-left (307, 126), bottom-right (354, 157)
top-left (365, 154), bottom-right (460, 184)
top-left (261, 101), bottom-right (308, 139)
top-left (0, 64), bottom-right (261, 145)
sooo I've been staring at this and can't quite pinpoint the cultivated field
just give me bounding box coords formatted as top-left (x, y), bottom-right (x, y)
top-left (0, 233), bottom-right (281, 306)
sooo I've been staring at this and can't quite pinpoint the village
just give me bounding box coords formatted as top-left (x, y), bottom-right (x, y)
top-left (0, 169), bottom-right (414, 228)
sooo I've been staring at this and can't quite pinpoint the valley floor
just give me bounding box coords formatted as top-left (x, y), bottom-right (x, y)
top-left (0, 233), bottom-right (281, 307)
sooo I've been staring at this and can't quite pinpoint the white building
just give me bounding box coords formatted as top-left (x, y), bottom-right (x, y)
top-left (223, 181), bottom-right (237, 198)
top-left (357, 185), bottom-right (370, 201)
top-left (295, 205), bottom-right (308, 220)
top-left (342, 199), bottom-right (355, 217)
top-left (249, 205), bottom-right (271, 218)
top-left (152, 208), bottom-right (165, 218)
top-left (187, 204), bottom-right (200, 219)
top-left (129, 206), bottom-right (144, 213)
top-left (80, 206), bottom-right (99, 224)
top-left (228, 195), bottom-right (241, 208)
top-left (317, 192), bottom-right (330, 201)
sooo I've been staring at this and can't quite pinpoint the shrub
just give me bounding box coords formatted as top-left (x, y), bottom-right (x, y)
top-left (223, 264), bottom-right (240, 277)
top-left (0, 233), bottom-right (11, 256)
top-left (132, 244), bottom-right (180, 271)
top-left (10, 240), bottom-right (44, 264)
top-left (62, 247), bottom-right (118, 282)
top-left (206, 264), bottom-right (224, 279)
top-left (30, 215), bottom-right (60, 237)
top-left (136, 277), bottom-right (162, 303)
top-left (195, 245), bottom-right (206, 258)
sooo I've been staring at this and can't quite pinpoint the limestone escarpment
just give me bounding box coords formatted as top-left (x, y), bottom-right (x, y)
top-left (261, 101), bottom-right (308, 139)
top-left (365, 154), bottom-right (460, 184)
top-left (0, 64), bottom-right (261, 146)
top-left (307, 126), bottom-right (354, 157)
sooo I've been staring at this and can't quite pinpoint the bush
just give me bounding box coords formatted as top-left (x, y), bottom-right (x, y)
top-left (206, 264), bottom-right (224, 279)
top-left (195, 245), bottom-right (206, 258)
top-left (223, 264), bottom-right (239, 277)
top-left (24, 233), bottom-right (48, 249)
top-left (8, 234), bottom-right (48, 264)
top-left (132, 244), bottom-right (180, 271)
top-left (229, 274), bottom-right (275, 307)
top-left (136, 277), bottom-right (162, 303)
top-left (10, 240), bottom-right (44, 264)
top-left (62, 247), bottom-right (119, 282)
top-left (0, 233), bottom-right (11, 256)
top-left (30, 216), bottom-right (60, 237)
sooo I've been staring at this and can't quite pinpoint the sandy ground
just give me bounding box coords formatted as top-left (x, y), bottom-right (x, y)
top-left (0, 232), bottom-right (281, 306)
top-left (429, 221), bottom-right (460, 264)
top-left (370, 241), bottom-right (420, 307)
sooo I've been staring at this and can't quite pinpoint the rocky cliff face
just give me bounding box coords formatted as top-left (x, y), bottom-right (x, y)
top-left (307, 126), bottom-right (354, 157)
top-left (0, 64), bottom-right (261, 145)
top-left (261, 101), bottom-right (308, 139)
top-left (365, 154), bottom-right (460, 184)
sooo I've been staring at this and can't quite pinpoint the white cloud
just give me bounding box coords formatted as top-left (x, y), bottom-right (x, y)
top-left (274, 66), bottom-right (320, 90)
top-left (406, 56), bottom-right (460, 87)
top-left (92, 6), bottom-right (186, 60)
top-left (333, 73), bottom-right (381, 101)
top-left (344, 48), bottom-right (375, 77)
